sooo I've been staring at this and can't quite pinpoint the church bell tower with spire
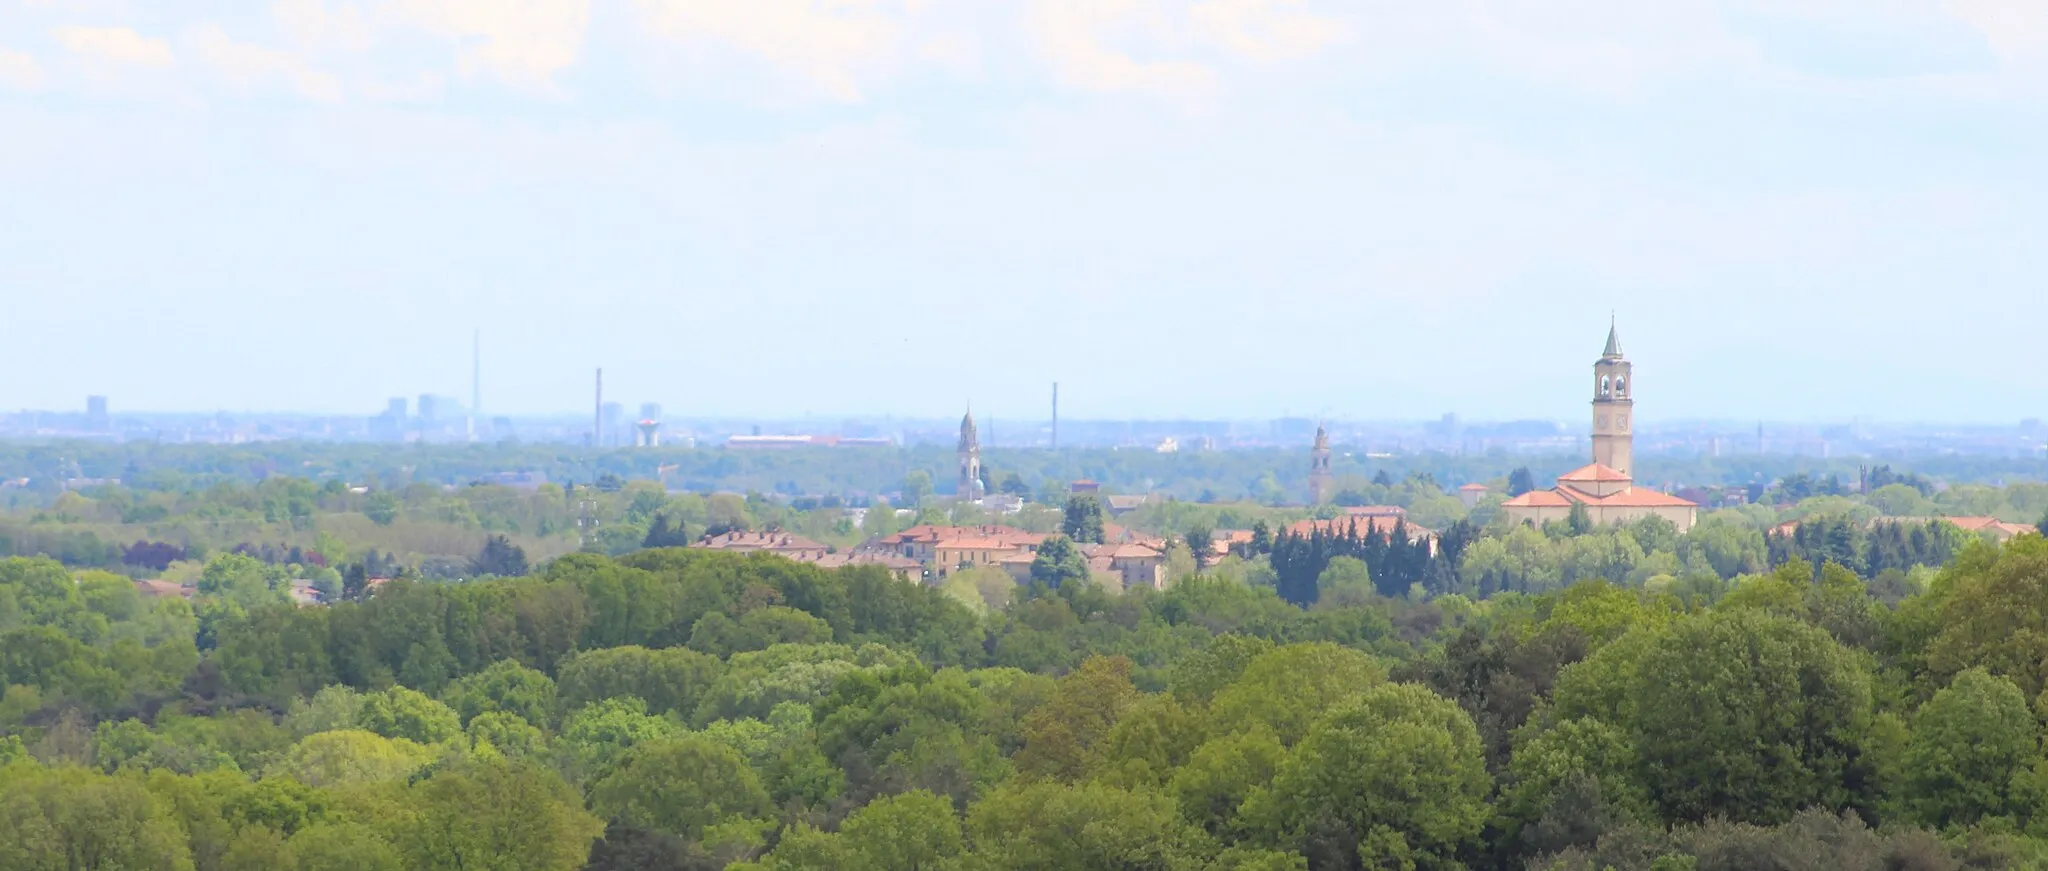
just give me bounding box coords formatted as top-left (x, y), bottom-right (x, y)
top-left (958, 407), bottom-right (985, 501)
top-left (1308, 423), bottom-right (1333, 505)
top-left (1591, 319), bottom-right (1634, 478)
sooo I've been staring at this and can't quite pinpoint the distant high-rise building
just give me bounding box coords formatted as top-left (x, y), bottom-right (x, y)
top-left (386, 398), bottom-right (408, 419)
top-left (602, 402), bottom-right (625, 447)
top-left (418, 394), bottom-right (442, 423)
top-left (85, 396), bottom-right (109, 432)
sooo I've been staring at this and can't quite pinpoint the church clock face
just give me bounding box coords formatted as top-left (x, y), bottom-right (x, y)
top-left (1596, 414), bottom-right (1609, 429)
top-left (1618, 416), bottom-right (1629, 433)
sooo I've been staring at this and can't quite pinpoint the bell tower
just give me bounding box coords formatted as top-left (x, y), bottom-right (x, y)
top-left (1591, 319), bottom-right (1633, 478)
top-left (1308, 424), bottom-right (1333, 504)
top-left (958, 407), bottom-right (985, 500)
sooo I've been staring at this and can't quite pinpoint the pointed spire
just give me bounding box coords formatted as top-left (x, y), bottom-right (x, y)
top-left (958, 404), bottom-right (979, 453)
top-left (1602, 314), bottom-right (1623, 359)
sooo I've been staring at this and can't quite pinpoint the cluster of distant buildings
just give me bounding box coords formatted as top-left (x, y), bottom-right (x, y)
top-left (689, 524), bottom-right (1174, 590)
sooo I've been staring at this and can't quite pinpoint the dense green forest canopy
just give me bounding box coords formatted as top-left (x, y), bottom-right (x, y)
top-left (11, 521), bottom-right (2048, 869)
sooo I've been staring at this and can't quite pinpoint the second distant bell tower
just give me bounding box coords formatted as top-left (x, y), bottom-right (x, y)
top-left (1591, 319), bottom-right (1634, 477)
top-left (958, 407), bottom-right (985, 501)
top-left (1308, 424), bottom-right (1333, 505)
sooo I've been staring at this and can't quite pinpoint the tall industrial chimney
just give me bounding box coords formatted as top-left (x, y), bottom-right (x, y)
top-left (1051, 382), bottom-right (1059, 450)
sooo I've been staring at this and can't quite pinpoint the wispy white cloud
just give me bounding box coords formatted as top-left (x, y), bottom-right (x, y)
top-left (1189, 0), bottom-right (1343, 61)
top-left (52, 25), bottom-right (176, 68)
top-left (1943, 0), bottom-right (2048, 65)
top-left (184, 23), bottom-right (344, 102)
top-left (390, 0), bottom-right (590, 92)
top-left (1031, 0), bottom-right (1217, 97)
top-left (271, 0), bottom-right (376, 53)
top-left (0, 49), bottom-right (46, 91)
top-left (633, 0), bottom-right (907, 102)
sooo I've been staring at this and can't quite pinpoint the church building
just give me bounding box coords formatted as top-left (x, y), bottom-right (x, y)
top-left (1500, 322), bottom-right (1698, 532)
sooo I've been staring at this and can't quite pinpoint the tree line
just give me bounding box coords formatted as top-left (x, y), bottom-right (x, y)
top-left (9, 531), bottom-right (2048, 868)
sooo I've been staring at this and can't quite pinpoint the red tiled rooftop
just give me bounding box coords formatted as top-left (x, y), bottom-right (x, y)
top-left (1587, 488), bottom-right (1697, 508)
top-left (1556, 463), bottom-right (1631, 483)
top-left (1500, 490), bottom-right (1573, 508)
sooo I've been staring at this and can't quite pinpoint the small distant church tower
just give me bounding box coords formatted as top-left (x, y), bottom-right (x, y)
top-left (1308, 424), bottom-right (1333, 504)
top-left (1591, 318), bottom-right (1634, 478)
top-left (958, 407), bottom-right (985, 501)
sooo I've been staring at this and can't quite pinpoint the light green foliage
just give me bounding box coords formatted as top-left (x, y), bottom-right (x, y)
top-left (1926, 537), bottom-right (2048, 697)
top-left (1315, 556), bottom-right (1374, 608)
top-left (0, 764), bottom-right (195, 871)
top-left (356, 685), bottom-right (462, 744)
top-left (1244, 683), bottom-right (1492, 869)
top-left (441, 659), bottom-right (557, 728)
top-left (1171, 727), bottom-right (1288, 838)
top-left (1868, 483), bottom-right (1937, 517)
top-left (1903, 668), bottom-right (2042, 828)
top-left (560, 695), bottom-right (683, 774)
top-left (197, 552), bottom-right (286, 611)
top-left (967, 779), bottom-right (1214, 871)
top-left (1554, 609), bottom-right (1876, 824)
top-left (589, 734), bottom-right (773, 842)
top-left (835, 789), bottom-right (968, 871)
top-left (467, 711), bottom-right (547, 759)
top-left (1097, 693), bottom-right (1205, 787)
top-left (694, 643), bottom-right (913, 725)
top-left (1016, 655), bottom-right (1141, 781)
top-left (1208, 847), bottom-right (1309, 871)
top-left (689, 605), bottom-right (835, 656)
top-left (93, 717), bottom-right (238, 774)
top-left (0, 557), bottom-right (109, 643)
top-left (399, 759), bottom-right (603, 871)
top-left (1208, 643), bottom-right (1385, 745)
top-left (1168, 634), bottom-right (1275, 706)
top-left (289, 822), bottom-right (404, 871)
top-left (556, 644), bottom-right (719, 719)
top-left (284, 685), bottom-right (365, 738)
top-left (267, 729), bottom-right (436, 787)
top-left (1503, 716), bottom-right (1651, 852)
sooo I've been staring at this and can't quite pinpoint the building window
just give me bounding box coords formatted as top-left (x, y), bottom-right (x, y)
top-left (1599, 375), bottom-right (1610, 396)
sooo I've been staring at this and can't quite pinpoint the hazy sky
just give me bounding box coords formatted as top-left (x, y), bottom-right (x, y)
top-left (1, 1), bottom-right (2045, 424)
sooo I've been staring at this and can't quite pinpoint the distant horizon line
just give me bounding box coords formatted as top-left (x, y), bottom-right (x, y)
top-left (3, 408), bottom-right (2039, 428)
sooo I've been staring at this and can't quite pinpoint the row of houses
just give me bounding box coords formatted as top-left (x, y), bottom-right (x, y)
top-left (1768, 514), bottom-right (2038, 542)
top-left (689, 524), bottom-right (1173, 591)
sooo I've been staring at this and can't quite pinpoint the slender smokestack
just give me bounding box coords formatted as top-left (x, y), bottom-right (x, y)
top-left (595, 368), bottom-right (604, 448)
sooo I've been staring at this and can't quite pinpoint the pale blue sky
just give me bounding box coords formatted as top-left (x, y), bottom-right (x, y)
top-left (1, 1), bottom-right (2044, 423)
